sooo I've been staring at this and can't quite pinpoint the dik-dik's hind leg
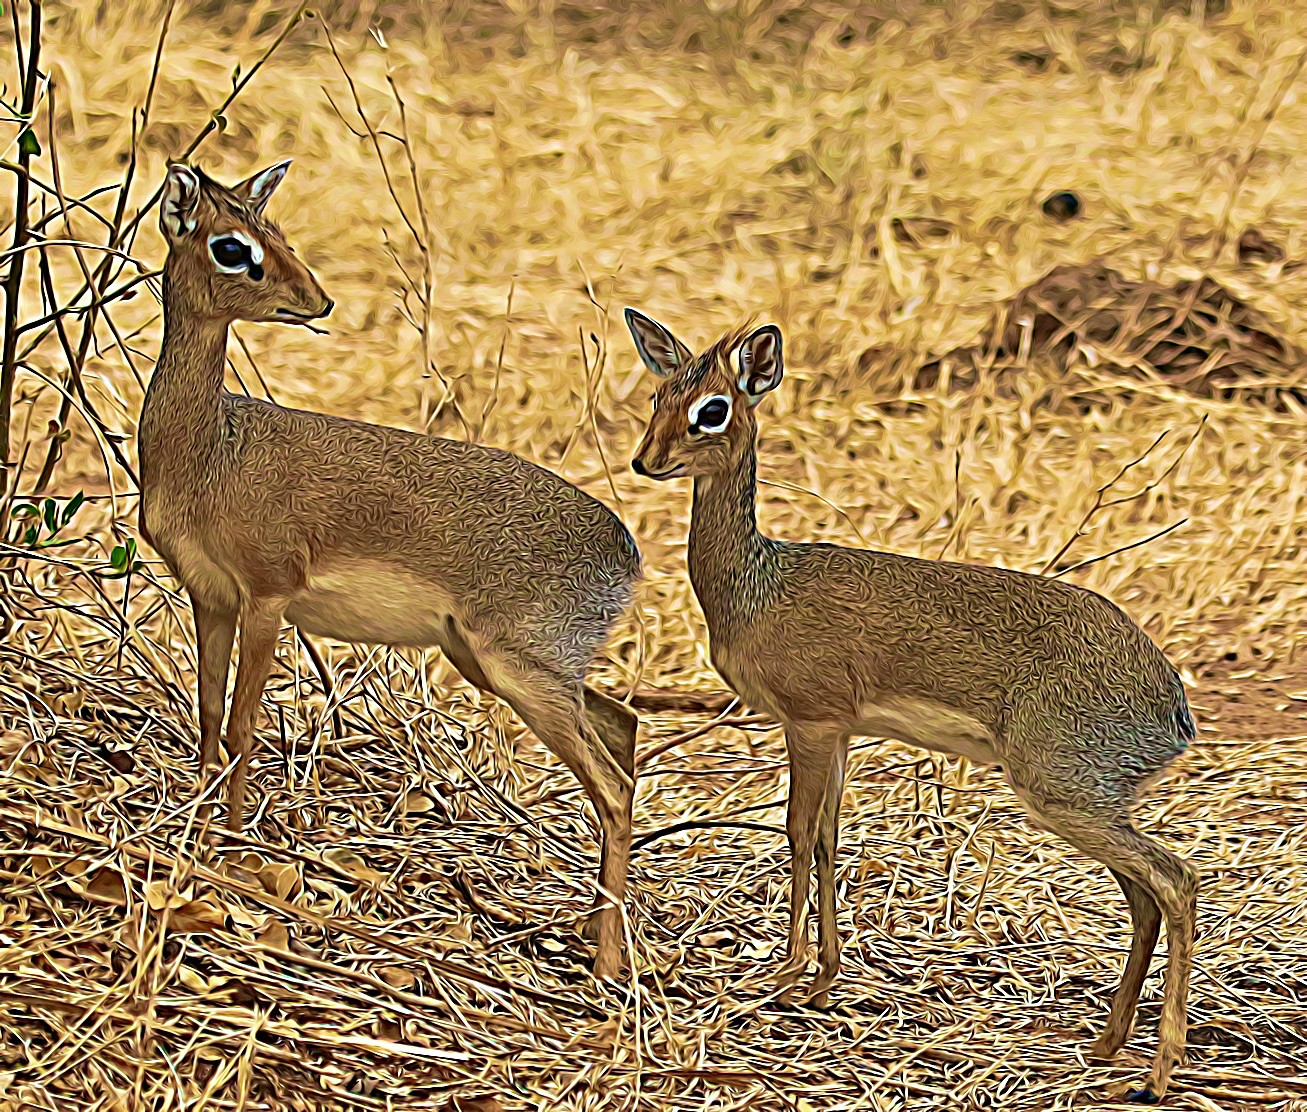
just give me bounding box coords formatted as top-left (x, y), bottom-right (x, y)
top-left (1088, 869), bottom-right (1162, 1061)
top-left (442, 623), bottom-right (639, 950)
top-left (193, 597), bottom-right (236, 774)
top-left (482, 652), bottom-right (634, 980)
top-left (579, 686), bottom-right (638, 939)
top-left (224, 599), bottom-right (285, 833)
top-left (1007, 773), bottom-right (1198, 1104)
top-left (583, 686), bottom-right (637, 779)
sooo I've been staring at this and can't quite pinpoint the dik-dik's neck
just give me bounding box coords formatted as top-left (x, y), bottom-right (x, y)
top-left (139, 273), bottom-right (229, 490)
top-left (688, 438), bottom-right (774, 624)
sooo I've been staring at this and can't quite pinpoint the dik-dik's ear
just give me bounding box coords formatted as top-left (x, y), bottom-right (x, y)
top-left (160, 163), bottom-right (201, 240)
top-left (625, 308), bottom-right (693, 378)
top-left (233, 160), bottom-right (291, 216)
top-left (737, 324), bottom-right (783, 403)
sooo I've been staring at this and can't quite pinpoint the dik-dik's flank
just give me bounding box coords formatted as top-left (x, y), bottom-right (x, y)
top-left (138, 161), bottom-right (642, 978)
top-left (625, 309), bottom-right (1198, 1103)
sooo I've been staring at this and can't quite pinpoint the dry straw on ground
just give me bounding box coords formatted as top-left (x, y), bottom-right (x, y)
top-left (1, 1), bottom-right (1306, 1109)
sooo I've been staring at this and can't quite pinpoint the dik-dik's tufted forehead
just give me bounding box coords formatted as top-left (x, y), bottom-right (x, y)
top-left (625, 308), bottom-right (784, 412)
top-left (659, 322), bottom-right (760, 398)
top-left (161, 161), bottom-right (294, 243)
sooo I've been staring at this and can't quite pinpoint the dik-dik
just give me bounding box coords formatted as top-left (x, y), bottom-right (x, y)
top-left (138, 161), bottom-right (642, 978)
top-left (624, 310), bottom-right (1198, 1103)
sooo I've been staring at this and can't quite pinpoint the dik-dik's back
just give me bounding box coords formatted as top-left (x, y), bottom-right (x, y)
top-left (182, 395), bottom-right (639, 654)
top-left (738, 540), bottom-right (1193, 766)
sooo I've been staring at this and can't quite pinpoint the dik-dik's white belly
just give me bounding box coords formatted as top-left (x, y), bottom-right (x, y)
top-left (285, 560), bottom-right (456, 648)
top-left (856, 696), bottom-right (1001, 767)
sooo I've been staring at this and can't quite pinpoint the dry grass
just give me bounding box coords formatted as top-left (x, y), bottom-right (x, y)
top-left (2, 0), bottom-right (1307, 1108)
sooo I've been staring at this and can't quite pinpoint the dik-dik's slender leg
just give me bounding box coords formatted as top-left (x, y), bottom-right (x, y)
top-left (581, 686), bottom-right (638, 935)
top-left (1136, 845), bottom-right (1198, 1104)
top-left (193, 598), bottom-right (237, 774)
top-left (224, 598), bottom-right (285, 832)
top-left (810, 735), bottom-right (849, 1008)
top-left (485, 653), bottom-right (635, 980)
top-left (779, 723), bottom-right (843, 1000)
top-left (583, 685), bottom-right (638, 780)
top-left (1088, 868), bottom-right (1163, 1061)
top-left (1006, 773), bottom-right (1198, 1104)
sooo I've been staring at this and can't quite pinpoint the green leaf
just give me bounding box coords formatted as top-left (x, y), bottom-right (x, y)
top-left (36, 536), bottom-right (79, 549)
top-left (42, 498), bottom-right (57, 535)
top-left (18, 127), bottom-right (40, 159)
top-left (10, 504), bottom-right (36, 519)
top-left (110, 545), bottom-right (128, 571)
top-left (22, 525), bottom-right (37, 547)
top-left (61, 491), bottom-right (85, 527)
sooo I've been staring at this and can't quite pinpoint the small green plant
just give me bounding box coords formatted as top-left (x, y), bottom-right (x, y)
top-left (9, 491), bottom-right (142, 579)
top-left (102, 537), bottom-right (142, 581)
top-left (10, 491), bottom-right (86, 549)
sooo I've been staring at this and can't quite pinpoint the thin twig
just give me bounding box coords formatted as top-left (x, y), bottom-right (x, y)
top-left (1, 0), bottom-right (44, 472)
top-left (1050, 517), bottom-right (1189, 580)
top-left (1039, 419), bottom-right (1203, 575)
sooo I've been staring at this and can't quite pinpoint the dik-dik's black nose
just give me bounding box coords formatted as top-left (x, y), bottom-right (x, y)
top-left (631, 458), bottom-right (648, 476)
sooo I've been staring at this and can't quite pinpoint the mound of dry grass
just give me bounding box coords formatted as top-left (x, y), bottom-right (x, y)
top-left (2, 0), bottom-right (1307, 1109)
top-left (891, 261), bottom-right (1307, 412)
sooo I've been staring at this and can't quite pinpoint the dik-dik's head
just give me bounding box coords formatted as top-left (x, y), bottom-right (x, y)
top-left (625, 309), bottom-right (784, 480)
top-left (159, 161), bottom-right (332, 326)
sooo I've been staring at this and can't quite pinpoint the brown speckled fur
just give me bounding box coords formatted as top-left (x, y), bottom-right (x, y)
top-left (626, 308), bottom-right (1198, 1102)
top-left (139, 162), bottom-right (641, 979)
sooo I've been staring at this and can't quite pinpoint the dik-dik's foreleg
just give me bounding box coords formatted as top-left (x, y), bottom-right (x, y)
top-left (778, 723), bottom-right (844, 1002)
top-left (224, 598), bottom-right (286, 832)
top-left (810, 735), bottom-right (849, 1008)
top-left (193, 597), bottom-right (236, 773)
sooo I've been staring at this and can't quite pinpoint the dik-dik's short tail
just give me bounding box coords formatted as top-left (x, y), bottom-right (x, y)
top-left (1174, 696), bottom-right (1196, 745)
top-left (1169, 672), bottom-right (1196, 746)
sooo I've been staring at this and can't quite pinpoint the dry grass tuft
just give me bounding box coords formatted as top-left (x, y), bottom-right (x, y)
top-left (2, 0), bottom-right (1307, 1108)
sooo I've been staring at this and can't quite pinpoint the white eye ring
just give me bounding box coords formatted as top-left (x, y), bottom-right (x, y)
top-left (688, 393), bottom-right (732, 433)
top-left (207, 230), bottom-right (264, 274)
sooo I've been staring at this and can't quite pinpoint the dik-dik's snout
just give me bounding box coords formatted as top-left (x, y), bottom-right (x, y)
top-left (630, 432), bottom-right (676, 480)
top-left (275, 272), bottom-right (334, 323)
top-left (632, 425), bottom-right (690, 479)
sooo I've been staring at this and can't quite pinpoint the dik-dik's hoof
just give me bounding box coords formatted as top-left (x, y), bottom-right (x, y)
top-left (777, 973), bottom-right (839, 1011)
top-left (804, 986), bottom-right (835, 1012)
top-left (1126, 1087), bottom-right (1161, 1105)
top-left (579, 908), bottom-right (603, 943)
top-left (592, 952), bottom-right (622, 983)
top-left (1085, 1033), bottom-right (1125, 1061)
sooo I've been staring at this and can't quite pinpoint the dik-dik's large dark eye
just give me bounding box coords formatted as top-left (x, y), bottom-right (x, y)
top-left (689, 394), bottom-right (732, 433)
top-left (208, 234), bottom-right (264, 280)
top-left (211, 237), bottom-right (249, 267)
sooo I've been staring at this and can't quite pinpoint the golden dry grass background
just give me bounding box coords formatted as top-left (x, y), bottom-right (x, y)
top-left (2, 1), bottom-right (1307, 1109)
